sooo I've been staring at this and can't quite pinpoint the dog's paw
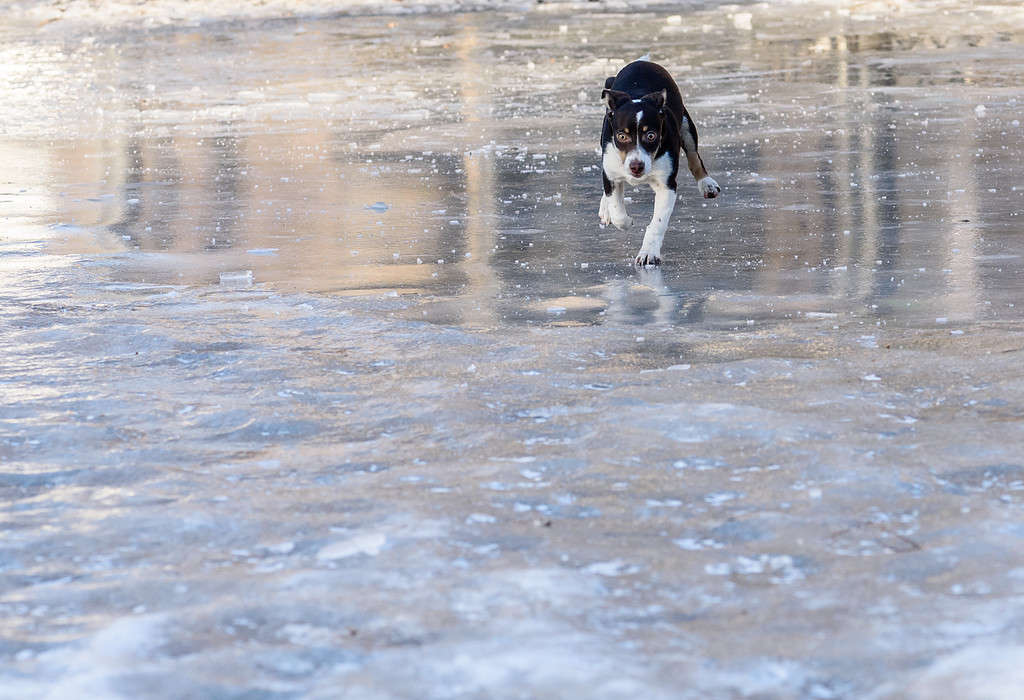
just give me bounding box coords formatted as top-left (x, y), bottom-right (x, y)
top-left (599, 196), bottom-right (611, 225)
top-left (634, 249), bottom-right (662, 267)
top-left (611, 213), bottom-right (633, 230)
top-left (698, 176), bottom-right (721, 199)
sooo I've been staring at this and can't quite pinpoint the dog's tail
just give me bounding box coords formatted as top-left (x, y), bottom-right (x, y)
top-left (636, 53), bottom-right (652, 62)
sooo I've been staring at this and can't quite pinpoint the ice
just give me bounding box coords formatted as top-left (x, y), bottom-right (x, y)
top-left (218, 270), bottom-right (254, 287)
top-left (876, 645), bottom-right (1024, 700)
top-left (704, 491), bottom-right (740, 506)
top-left (316, 532), bottom-right (388, 560)
top-left (732, 12), bottom-right (753, 31)
top-left (4, 0), bottom-right (1024, 697)
top-left (582, 560), bottom-right (639, 577)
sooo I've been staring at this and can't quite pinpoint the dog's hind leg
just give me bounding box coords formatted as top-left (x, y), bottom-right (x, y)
top-left (680, 114), bottom-right (721, 199)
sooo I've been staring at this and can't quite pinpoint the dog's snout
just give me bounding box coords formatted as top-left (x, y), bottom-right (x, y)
top-left (629, 160), bottom-right (645, 176)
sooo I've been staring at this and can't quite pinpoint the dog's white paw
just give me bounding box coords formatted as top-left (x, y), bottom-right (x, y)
top-left (599, 195), bottom-right (610, 225)
top-left (634, 248), bottom-right (662, 266)
top-left (611, 213), bottom-right (633, 230)
top-left (698, 176), bottom-right (721, 199)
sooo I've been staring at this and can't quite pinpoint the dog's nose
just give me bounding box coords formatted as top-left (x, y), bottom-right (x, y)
top-left (629, 160), bottom-right (644, 176)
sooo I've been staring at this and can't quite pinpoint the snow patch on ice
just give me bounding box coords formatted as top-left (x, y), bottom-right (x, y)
top-left (316, 532), bottom-right (387, 560)
top-left (583, 559), bottom-right (640, 577)
top-left (25, 615), bottom-right (167, 699)
top-left (872, 645), bottom-right (1024, 699)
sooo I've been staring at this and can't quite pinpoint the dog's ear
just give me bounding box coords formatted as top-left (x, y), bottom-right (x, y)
top-left (601, 89), bottom-right (631, 112)
top-left (642, 89), bottom-right (667, 113)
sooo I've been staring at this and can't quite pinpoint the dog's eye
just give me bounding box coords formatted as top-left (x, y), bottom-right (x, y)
top-left (644, 131), bottom-right (658, 143)
top-left (615, 132), bottom-right (630, 143)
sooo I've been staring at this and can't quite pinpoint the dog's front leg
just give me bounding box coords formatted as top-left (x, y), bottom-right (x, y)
top-left (599, 170), bottom-right (612, 225)
top-left (602, 179), bottom-right (632, 230)
top-left (635, 183), bottom-right (676, 266)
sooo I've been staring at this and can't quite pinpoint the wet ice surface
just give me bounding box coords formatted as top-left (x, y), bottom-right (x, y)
top-left (3, 1), bottom-right (1024, 697)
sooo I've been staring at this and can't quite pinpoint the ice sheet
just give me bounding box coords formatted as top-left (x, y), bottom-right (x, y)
top-left (2, 1), bottom-right (1024, 698)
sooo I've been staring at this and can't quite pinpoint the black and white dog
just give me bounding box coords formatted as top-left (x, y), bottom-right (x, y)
top-left (599, 59), bottom-right (720, 266)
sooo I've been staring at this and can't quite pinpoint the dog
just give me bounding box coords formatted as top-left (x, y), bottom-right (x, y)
top-left (599, 59), bottom-right (721, 266)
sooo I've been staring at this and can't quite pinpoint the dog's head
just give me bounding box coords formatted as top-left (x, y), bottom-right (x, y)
top-left (601, 88), bottom-right (667, 179)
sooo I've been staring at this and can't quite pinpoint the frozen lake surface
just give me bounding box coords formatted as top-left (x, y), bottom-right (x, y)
top-left (3, 1), bottom-right (1024, 697)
